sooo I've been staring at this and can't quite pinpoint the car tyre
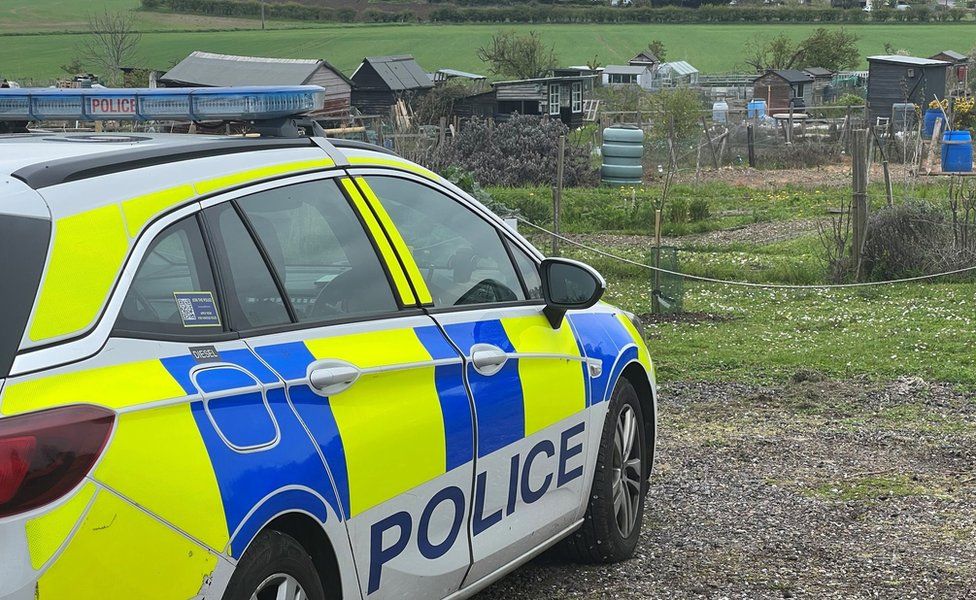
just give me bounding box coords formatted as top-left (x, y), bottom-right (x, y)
top-left (222, 530), bottom-right (326, 600)
top-left (559, 377), bottom-right (648, 563)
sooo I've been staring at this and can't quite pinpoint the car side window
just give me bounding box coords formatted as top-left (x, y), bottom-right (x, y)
top-left (236, 180), bottom-right (398, 322)
top-left (508, 241), bottom-right (544, 300)
top-left (364, 176), bottom-right (526, 308)
top-left (204, 203), bottom-right (291, 330)
top-left (116, 215), bottom-right (223, 336)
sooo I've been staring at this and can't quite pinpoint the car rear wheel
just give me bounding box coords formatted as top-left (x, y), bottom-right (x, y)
top-left (559, 377), bottom-right (648, 563)
top-left (223, 530), bottom-right (326, 600)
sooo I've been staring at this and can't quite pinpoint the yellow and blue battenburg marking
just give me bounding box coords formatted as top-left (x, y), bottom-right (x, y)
top-left (253, 326), bottom-right (473, 519)
top-left (160, 348), bottom-right (341, 557)
top-left (567, 311), bottom-right (651, 404)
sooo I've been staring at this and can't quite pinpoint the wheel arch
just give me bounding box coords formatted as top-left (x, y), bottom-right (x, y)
top-left (262, 512), bottom-right (343, 599)
top-left (619, 361), bottom-right (657, 475)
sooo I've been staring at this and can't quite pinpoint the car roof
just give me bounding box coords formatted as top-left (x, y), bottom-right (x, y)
top-left (0, 133), bottom-right (230, 175)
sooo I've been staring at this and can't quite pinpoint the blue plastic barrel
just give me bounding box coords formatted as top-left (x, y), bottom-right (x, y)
top-left (923, 108), bottom-right (945, 137)
top-left (747, 99), bottom-right (766, 119)
top-left (941, 130), bottom-right (973, 173)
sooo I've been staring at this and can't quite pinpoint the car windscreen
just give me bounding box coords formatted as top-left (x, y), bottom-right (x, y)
top-left (0, 214), bottom-right (50, 378)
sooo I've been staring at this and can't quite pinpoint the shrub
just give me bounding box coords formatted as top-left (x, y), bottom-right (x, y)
top-left (667, 198), bottom-right (688, 224)
top-left (862, 201), bottom-right (970, 281)
top-left (688, 198), bottom-right (711, 222)
top-left (427, 115), bottom-right (598, 187)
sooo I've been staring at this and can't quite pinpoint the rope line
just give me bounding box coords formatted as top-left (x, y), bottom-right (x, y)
top-left (516, 217), bottom-right (976, 290)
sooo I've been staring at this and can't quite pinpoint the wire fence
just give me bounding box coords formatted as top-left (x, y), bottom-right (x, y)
top-left (516, 217), bottom-right (976, 290)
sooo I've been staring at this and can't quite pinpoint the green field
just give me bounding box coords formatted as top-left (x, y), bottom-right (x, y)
top-left (3, 0), bottom-right (976, 83)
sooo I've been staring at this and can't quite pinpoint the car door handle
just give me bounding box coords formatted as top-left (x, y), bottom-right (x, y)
top-left (308, 363), bottom-right (361, 396)
top-left (470, 344), bottom-right (510, 376)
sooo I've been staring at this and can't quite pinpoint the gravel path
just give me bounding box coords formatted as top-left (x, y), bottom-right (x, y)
top-left (477, 377), bottom-right (976, 599)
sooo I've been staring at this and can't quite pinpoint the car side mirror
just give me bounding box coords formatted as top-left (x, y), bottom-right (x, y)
top-left (540, 257), bottom-right (606, 327)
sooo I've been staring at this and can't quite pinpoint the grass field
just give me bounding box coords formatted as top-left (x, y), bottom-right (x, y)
top-left (498, 181), bottom-right (976, 387)
top-left (3, 0), bottom-right (976, 82)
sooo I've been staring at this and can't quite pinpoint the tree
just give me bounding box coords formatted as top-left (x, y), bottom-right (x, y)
top-left (647, 40), bottom-right (667, 62)
top-left (798, 28), bottom-right (860, 73)
top-left (744, 28), bottom-right (859, 73)
top-left (59, 58), bottom-right (85, 76)
top-left (80, 11), bottom-right (142, 86)
top-left (744, 33), bottom-right (803, 72)
top-left (477, 30), bottom-right (557, 80)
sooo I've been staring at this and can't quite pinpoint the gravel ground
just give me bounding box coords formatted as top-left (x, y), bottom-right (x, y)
top-left (477, 377), bottom-right (976, 599)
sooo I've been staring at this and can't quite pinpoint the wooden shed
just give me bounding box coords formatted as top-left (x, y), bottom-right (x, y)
top-left (867, 55), bottom-right (949, 123)
top-left (752, 69), bottom-right (814, 112)
top-left (803, 67), bottom-right (835, 105)
top-left (929, 50), bottom-right (969, 92)
top-left (350, 55), bottom-right (433, 116)
top-left (629, 50), bottom-right (660, 69)
top-left (160, 51), bottom-right (352, 116)
top-left (492, 75), bottom-right (595, 128)
top-left (603, 65), bottom-right (653, 91)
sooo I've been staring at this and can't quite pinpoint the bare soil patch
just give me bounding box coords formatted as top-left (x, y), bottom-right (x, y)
top-left (571, 218), bottom-right (823, 252)
top-left (677, 162), bottom-right (912, 190)
top-left (477, 377), bottom-right (976, 599)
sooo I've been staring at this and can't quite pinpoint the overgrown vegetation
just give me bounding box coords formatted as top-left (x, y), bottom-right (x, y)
top-left (427, 115), bottom-right (598, 187)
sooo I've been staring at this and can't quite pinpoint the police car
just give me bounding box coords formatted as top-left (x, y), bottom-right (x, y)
top-left (0, 86), bottom-right (657, 600)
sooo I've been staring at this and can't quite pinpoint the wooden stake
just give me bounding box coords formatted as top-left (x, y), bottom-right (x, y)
top-left (652, 209), bottom-right (662, 314)
top-left (701, 116), bottom-right (718, 169)
top-left (552, 135), bottom-right (566, 256)
top-left (747, 123), bottom-right (756, 168)
top-left (852, 129), bottom-right (869, 281)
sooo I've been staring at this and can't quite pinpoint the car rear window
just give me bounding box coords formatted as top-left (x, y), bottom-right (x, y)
top-left (0, 214), bottom-right (50, 377)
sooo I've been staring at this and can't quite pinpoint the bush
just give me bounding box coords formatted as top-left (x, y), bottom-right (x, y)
top-left (688, 198), bottom-right (711, 222)
top-left (427, 115), bottom-right (598, 187)
top-left (667, 198), bottom-right (688, 224)
top-left (862, 201), bottom-right (969, 281)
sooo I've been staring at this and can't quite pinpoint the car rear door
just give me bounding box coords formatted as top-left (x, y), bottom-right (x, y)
top-left (204, 173), bottom-right (476, 600)
top-left (352, 172), bottom-right (592, 586)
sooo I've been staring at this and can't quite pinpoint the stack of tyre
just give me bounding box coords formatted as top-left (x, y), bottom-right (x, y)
top-left (601, 125), bottom-right (644, 186)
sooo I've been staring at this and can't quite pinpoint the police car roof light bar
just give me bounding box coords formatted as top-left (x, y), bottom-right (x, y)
top-left (0, 86), bottom-right (326, 123)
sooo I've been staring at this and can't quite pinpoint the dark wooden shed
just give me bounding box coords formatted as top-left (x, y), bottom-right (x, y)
top-left (867, 55), bottom-right (949, 123)
top-left (350, 55), bottom-right (433, 116)
top-left (160, 51), bottom-right (353, 116)
top-left (752, 70), bottom-right (814, 112)
top-left (492, 75), bottom-right (595, 128)
top-left (929, 50), bottom-right (969, 92)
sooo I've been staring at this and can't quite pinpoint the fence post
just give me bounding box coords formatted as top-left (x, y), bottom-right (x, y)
top-left (852, 129), bottom-right (869, 281)
top-left (747, 123), bottom-right (756, 168)
top-left (438, 116), bottom-right (447, 146)
top-left (652, 209), bottom-right (662, 314)
top-left (552, 135), bottom-right (566, 256)
top-left (701, 116), bottom-right (719, 170)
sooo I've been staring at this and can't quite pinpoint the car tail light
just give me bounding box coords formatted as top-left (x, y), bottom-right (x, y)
top-left (0, 405), bottom-right (114, 519)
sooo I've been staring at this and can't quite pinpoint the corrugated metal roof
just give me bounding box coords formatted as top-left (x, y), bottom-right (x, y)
top-left (603, 65), bottom-right (648, 75)
top-left (161, 51), bottom-right (339, 87)
top-left (867, 55), bottom-right (950, 67)
top-left (436, 68), bottom-right (486, 80)
top-left (660, 61), bottom-right (698, 76)
top-left (355, 55), bottom-right (433, 91)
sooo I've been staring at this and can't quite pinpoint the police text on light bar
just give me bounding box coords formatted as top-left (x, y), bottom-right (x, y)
top-left (0, 86), bottom-right (326, 122)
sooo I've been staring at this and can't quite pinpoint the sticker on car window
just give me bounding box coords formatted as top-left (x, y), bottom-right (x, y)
top-left (173, 291), bottom-right (221, 328)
